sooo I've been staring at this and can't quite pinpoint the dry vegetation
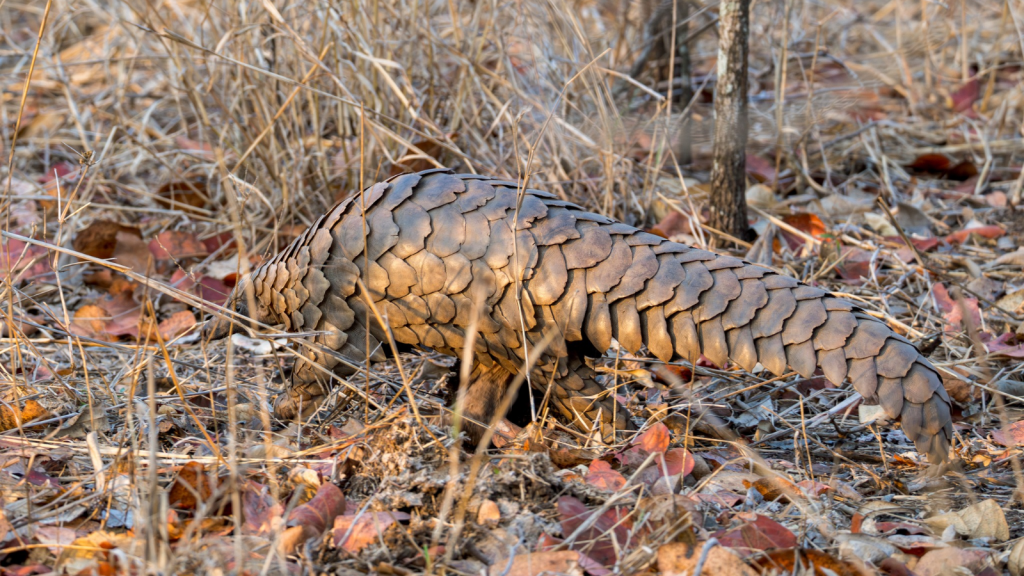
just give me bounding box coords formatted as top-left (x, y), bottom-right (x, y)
top-left (3, 0), bottom-right (1024, 575)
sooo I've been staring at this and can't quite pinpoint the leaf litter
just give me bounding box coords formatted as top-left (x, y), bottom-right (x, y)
top-left (2, 0), bottom-right (1024, 575)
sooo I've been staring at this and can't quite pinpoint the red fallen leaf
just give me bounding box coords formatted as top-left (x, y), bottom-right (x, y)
top-left (931, 283), bottom-right (981, 330)
top-left (639, 448), bottom-right (696, 492)
top-left (950, 77), bottom-right (980, 113)
top-left (0, 240), bottom-right (53, 284)
top-left (331, 511), bottom-right (410, 552)
top-left (202, 231), bottom-right (236, 254)
top-left (168, 461), bottom-right (219, 510)
top-left (796, 479), bottom-right (830, 497)
top-left (279, 482), bottom-right (346, 553)
top-left (557, 496), bottom-right (633, 568)
top-left (242, 481), bottom-right (283, 535)
top-left (148, 230), bottom-right (209, 260)
top-left (884, 236), bottom-right (940, 253)
top-left (637, 422), bottom-right (671, 454)
top-left (947, 160), bottom-right (979, 180)
top-left (649, 211), bottom-right (694, 240)
top-left (586, 460), bottom-right (627, 492)
top-left (712, 513), bottom-right (798, 555)
top-left (779, 213), bottom-right (826, 252)
top-left (991, 421), bottom-right (1024, 447)
top-left (169, 270), bottom-right (231, 305)
top-left (38, 161), bottom-right (77, 184)
top-left (945, 225), bottom-right (1004, 244)
top-left (745, 153), bottom-right (777, 184)
top-left (908, 153), bottom-right (953, 173)
top-left (986, 333), bottom-right (1024, 358)
top-left (175, 135), bottom-right (215, 158)
top-left (834, 246), bottom-right (873, 284)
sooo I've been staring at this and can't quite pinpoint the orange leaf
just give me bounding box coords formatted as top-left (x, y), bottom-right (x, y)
top-left (637, 422), bottom-right (671, 454)
top-left (0, 399), bottom-right (52, 432)
top-left (158, 311), bottom-right (197, 341)
top-left (331, 511), bottom-right (410, 553)
top-left (749, 548), bottom-right (862, 576)
top-left (168, 462), bottom-right (218, 511)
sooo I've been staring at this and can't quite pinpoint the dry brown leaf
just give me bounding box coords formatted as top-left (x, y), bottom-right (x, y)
top-left (922, 499), bottom-right (1009, 541)
top-left (491, 551), bottom-right (583, 576)
top-left (168, 461), bottom-right (219, 511)
top-left (1009, 538), bottom-right (1024, 576)
top-left (0, 399), bottom-right (52, 432)
top-left (148, 230), bottom-right (209, 260)
top-left (658, 542), bottom-right (757, 576)
top-left (73, 221), bottom-right (143, 259)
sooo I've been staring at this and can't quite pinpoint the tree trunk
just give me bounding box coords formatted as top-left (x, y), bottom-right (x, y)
top-left (675, 0), bottom-right (692, 165)
top-left (709, 0), bottom-right (751, 238)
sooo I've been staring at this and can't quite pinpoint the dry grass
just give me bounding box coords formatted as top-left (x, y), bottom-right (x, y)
top-left (2, 0), bottom-right (1024, 574)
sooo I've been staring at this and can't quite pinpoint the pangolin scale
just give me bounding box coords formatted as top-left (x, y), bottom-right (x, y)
top-left (208, 169), bottom-right (953, 463)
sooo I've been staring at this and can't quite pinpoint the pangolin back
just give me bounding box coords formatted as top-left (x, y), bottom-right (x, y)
top-left (223, 169), bottom-right (953, 463)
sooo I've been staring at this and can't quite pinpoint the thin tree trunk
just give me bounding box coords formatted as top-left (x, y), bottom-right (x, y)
top-left (676, 0), bottom-right (692, 165)
top-left (709, 0), bottom-right (751, 238)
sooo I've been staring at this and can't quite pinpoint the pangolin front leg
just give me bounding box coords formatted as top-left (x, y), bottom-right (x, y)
top-left (208, 169), bottom-right (954, 464)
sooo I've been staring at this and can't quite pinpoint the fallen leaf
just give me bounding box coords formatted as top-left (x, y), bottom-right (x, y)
top-left (158, 310), bottom-right (197, 341)
top-left (637, 422), bottom-right (671, 454)
top-left (991, 421), bottom-right (1024, 448)
top-left (949, 77), bottom-right (980, 113)
top-left (994, 248), bottom-right (1024, 267)
top-left (945, 224), bottom-right (1004, 244)
top-left (746, 153), bottom-right (777, 184)
top-left (557, 496), bottom-right (632, 567)
top-left (0, 239), bottom-right (54, 284)
top-left (33, 526), bottom-right (79, 559)
top-left (490, 551), bottom-right (583, 576)
top-left (649, 211), bottom-right (695, 240)
top-left (832, 245), bottom-right (874, 284)
top-left (864, 212), bottom-right (897, 236)
top-left (168, 462), bottom-right (219, 511)
top-left (931, 283), bottom-right (981, 330)
top-left (712, 513), bottom-right (797, 554)
top-left (914, 547), bottom-right (992, 576)
top-left (331, 511), bottom-right (410, 553)
top-left (242, 481), bottom-right (283, 536)
top-left (155, 179), bottom-right (210, 214)
top-left (0, 399), bottom-right (51, 432)
top-left (780, 213), bottom-right (826, 251)
top-left (1009, 538), bottom-right (1024, 576)
top-left (73, 221), bottom-right (143, 259)
top-left (658, 542), bottom-right (757, 576)
top-left (585, 460), bottom-right (627, 492)
top-left (148, 230), bottom-right (209, 260)
top-left (749, 548), bottom-right (861, 576)
top-left (477, 499), bottom-right (501, 527)
top-left (745, 184), bottom-right (777, 209)
top-left (280, 482), bottom-right (346, 553)
top-left (907, 153), bottom-right (953, 173)
top-left (69, 303), bottom-right (113, 338)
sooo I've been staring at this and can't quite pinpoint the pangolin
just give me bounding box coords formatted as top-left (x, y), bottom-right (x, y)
top-left (206, 168), bottom-right (953, 463)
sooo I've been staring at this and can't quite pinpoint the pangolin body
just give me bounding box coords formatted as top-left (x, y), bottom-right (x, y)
top-left (214, 169), bottom-right (953, 463)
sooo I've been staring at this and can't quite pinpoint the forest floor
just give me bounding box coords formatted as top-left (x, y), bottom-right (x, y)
top-left (2, 0), bottom-right (1024, 575)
